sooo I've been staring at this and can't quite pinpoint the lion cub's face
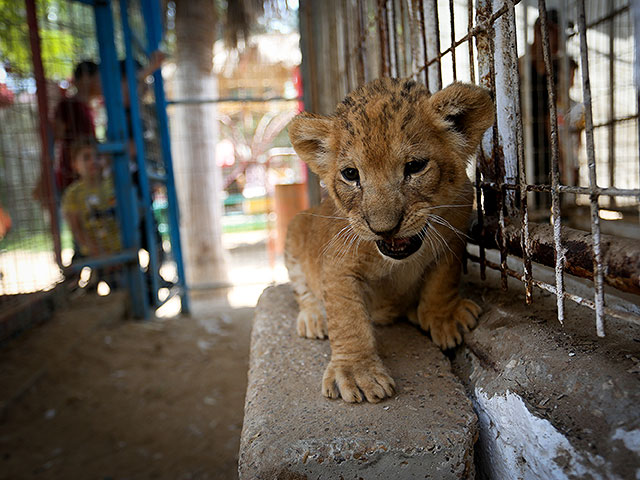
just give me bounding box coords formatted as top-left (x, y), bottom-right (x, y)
top-left (289, 79), bottom-right (494, 260)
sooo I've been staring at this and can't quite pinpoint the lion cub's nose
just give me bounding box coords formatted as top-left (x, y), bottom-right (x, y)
top-left (368, 217), bottom-right (403, 240)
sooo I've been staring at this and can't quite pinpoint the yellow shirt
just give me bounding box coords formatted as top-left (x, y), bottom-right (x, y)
top-left (62, 176), bottom-right (121, 256)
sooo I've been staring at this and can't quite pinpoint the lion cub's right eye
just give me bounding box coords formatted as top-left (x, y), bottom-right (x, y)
top-left (341, 167), bottom-right (360, 183)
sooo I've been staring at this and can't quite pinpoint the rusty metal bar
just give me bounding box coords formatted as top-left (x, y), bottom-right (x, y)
top-left (479, 181), bottom-right (640, 197)
top-left (477, 0), bottom-right (508, 290)
top-left (356, 0), bottom-right (367, 85)
top-left (416, 0), bottom-right (430, 90)
top-left (342, 0), bottom-right (352, 92)
top-left (449, 0), bottom-right (457, 81)
top-left (407, 0), bottom-right (421, 82)
top-left (608, 4), bottom-right (616, 207)
top-left (471, 218), bottom-right (640, 296)
top-left (466, 253), bottom-right (640, 326)
top-left (329, 1), bottom-right (341, 100)
top-left (400, 0), bottom-right (411, 78)
top-left (424, 0), bottom-right (443, 91)
top-left (539, 0), bottom-right (566, 324)
top-left (378, 0), bottom-right (390, 77)
top-left (503, 0), bottom-right (533, 305)
top-left (389, 0), bottom-right (399, 77)
top-left (411, 0), bottom-right (522, 79)
top-left (25, 0), bottom-right (62, 269)
top-left (467, 0), bottom-right (475, 83)
top-left (476, 164), bottom-right (487, 281)
top-left (578, 0), bottom-right (606, 337)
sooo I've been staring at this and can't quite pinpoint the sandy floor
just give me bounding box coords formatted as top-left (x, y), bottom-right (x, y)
top-left (0, 290), bottom-right (254, 480)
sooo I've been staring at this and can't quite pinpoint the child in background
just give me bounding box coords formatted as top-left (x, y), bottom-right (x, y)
top-left (62, 138), bottom-right (121, 259)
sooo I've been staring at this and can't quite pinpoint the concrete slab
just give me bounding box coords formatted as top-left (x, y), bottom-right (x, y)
top-left (239, 284), bottom-right (478, 480)
top-left (453, 263), bottom-right (640, 480)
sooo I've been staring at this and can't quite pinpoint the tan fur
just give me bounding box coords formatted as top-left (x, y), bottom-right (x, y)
top-left (286, 78), bottom-right (495, 403)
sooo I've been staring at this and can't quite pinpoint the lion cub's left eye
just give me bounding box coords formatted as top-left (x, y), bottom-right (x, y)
top-left (404, 159), bottom-right (428, 177)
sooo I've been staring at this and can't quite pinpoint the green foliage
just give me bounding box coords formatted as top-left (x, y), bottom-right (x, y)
top-left (0, 0), bottom-right (95, 81)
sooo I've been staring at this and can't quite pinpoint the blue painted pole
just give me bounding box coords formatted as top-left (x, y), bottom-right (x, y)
top-left (93, 0), bottom-right (149, 318)
top-left (141, 0), bottom-right (190, 314)
top-left (119, 0), bottom-right (161, 308)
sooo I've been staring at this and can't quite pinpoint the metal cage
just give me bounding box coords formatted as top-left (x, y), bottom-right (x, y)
top-left (298, 0), bottom-right (640, 335)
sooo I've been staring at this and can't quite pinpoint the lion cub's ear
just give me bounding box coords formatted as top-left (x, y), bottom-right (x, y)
top-left (288, 113), bottom-right (334, 177)
top-left (429, 82), bottom-right (495, 158)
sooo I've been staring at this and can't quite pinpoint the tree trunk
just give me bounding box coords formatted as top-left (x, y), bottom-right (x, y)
top-left (172, 0), bottom-right (228, 288)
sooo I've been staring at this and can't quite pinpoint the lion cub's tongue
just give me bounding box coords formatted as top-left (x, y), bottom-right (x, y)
top-left (390, 237), bottom-right (410, 249)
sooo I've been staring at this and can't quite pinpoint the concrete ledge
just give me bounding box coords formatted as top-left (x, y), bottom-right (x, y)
top-left (454, 264), bottom-right (640, 480)
top-left (239, 284), bottom-right (478, 480)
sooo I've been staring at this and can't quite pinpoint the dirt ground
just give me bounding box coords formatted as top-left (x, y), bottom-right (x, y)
top-left (0, 289), bottom-right (254, 480)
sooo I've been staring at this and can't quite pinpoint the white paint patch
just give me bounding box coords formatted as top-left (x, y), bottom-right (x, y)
top-left (474, 388), bottom-right (621, 480)
top-left (612, 428), bottom-right (640, 454)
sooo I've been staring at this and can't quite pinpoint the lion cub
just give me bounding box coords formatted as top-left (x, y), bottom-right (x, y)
top-left (285, 78), bottom-right (494, 403)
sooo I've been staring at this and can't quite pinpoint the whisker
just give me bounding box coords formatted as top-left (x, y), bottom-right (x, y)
top-left (299, 212), bottom-right (350, 221)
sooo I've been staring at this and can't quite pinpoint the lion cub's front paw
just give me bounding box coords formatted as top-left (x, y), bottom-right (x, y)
top-left (421, 298), bottom-right (481, 350)
top-left (296, 305), bottom-right (327, 339)
top-left (321, 357), bottom-right (395, 403)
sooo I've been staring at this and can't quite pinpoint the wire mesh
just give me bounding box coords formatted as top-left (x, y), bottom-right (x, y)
top-left (0, 1), bottom-right (185, 321)
top-left (0, 2), bottom-right (99, 308)
top-left (300, 0), bottom-right (640, 335)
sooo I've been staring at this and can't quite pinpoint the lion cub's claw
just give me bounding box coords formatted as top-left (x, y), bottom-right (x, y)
top-left (322, 358), bottom-right (395, 403)
top-left (424, 298), bottom-right (481, 350)
top-left (296, 307), bottom-right (327, 339)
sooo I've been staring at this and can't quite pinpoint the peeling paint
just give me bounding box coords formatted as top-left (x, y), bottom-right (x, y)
top-left (473, 388), bottom-right (623, 480)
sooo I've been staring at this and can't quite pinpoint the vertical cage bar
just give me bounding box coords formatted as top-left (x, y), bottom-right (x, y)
top-left (493, 0), bottom-right (519, 213)
top-left (25, 0), bottom-right (62, 268)
top-left (142, 0), bottom-right (190, 313)
top-left (467, 0), bottom-right (475, 83)
top-left (329, 0), bottom-right (341, 99)
top-left (577, 0), bottom-right (606, 336)
top-left (476, 0), bottom-right (503, 286)
top-left (425, 0), bottom-right (443, 91)
top-left (94, 0), bottom-right (149, 318)
top-left (390, 0), bottom-right (399, 77)
top-left (505, 0), bottom-right (533, 304)
top-left (120, 0), bottom-right (160, 307)
top-left (635, 0), bottom-right (640, 223)
top-left (416, 0), bottom-right (430, 90)
top-left (407, 0), bottom-right (421, 81)
top-left (378, 0), bottom-right (391, 77)
top-left (342, 1), bottom-right (352, 92)
top-left (475, 163), bottom-right (487, 280)
top-left (522, 3), bottom-right (535, 209)
top-left (539, 0), bottom-right (565, 323)
top-left (558, 0), bottom-right (573, 189)
top-left (399, 0), bottom-right (410, 78)
top-left (608, 4), bottom-right (616, 206)
top-left (449, 0), bottom-right (457, 81)
top-left (357, 0), bottom-right (367, 85)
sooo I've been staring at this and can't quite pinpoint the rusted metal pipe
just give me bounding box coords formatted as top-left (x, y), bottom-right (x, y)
top-left (470, 217), bottom-right (640, 297)
top-left (539, 0), bottom-right (566, 323)
top-left (466, 252), bottom-right (640, 326)
top-left (577, 0), bottom-right (606, 336)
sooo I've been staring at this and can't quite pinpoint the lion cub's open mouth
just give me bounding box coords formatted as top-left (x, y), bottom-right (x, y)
top-left (375, 225), bottom-right (427, 260)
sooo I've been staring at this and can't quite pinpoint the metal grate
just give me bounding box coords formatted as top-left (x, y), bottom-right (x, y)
top-left (298, 0), bottom-right (640, 335)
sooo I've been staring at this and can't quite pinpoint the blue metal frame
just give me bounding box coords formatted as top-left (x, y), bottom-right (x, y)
top-left (119, 0), bottom-right (161, 307)
top-left (63, 0), bottom-right (188, 317)
top-left (142, 0), bottom-right (190, 313)
top-left (93, 0), bottom-right (149, 318)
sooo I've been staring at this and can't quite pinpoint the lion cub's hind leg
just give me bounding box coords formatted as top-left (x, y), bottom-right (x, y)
top-left (287, 255), bottom-right (327, 339)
